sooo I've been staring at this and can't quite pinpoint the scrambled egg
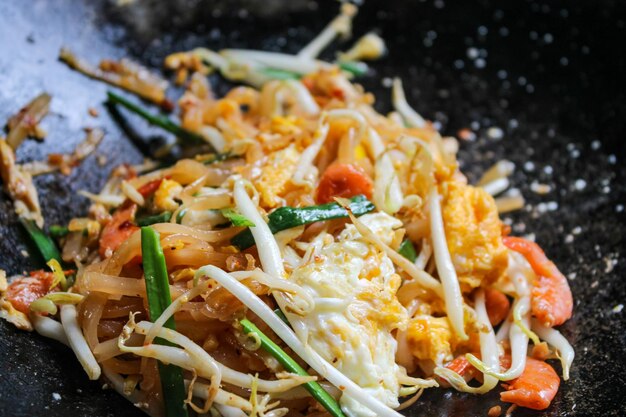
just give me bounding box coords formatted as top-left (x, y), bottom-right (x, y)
top-left (288, 213), bottom-right (408, 417)
top-left (154, 179), bottom-right (183, 212)
top-left (257, 144), bottom-right (300, 208)
top-left (441, 181), bottom-right (508, 291)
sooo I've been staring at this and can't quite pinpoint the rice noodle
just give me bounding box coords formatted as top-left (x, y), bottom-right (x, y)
top-left (428, 189), bottom-right (467, 339)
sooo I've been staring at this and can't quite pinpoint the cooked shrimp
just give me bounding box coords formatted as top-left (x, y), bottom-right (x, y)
top-left (98, 204), bottom-right (138, 258)
top-left (5, 271), bottom-right (55, 314)
top-left (315, 162), bottom-right (373, 203)
top-left (485, 288), bottom-right (510, 326)
top-left (500, 356), bottom-right (560, 410)
top-left (503, 237), bottom-right (573, 327)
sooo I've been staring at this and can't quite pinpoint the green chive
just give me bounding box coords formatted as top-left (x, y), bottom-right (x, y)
top-left (338, 61), bottom-right (369, 77)
top-left (240, 319), bottom-right (346, 417)
top-left (398, 238), bottom-right (417, 262)
top-left (221, 208), bottom-right (255, 227)
top-left (259, 68), bottom-right (301, 80)
top-left (19, 218), bottom-right (62, 264)
top-left (141, 227), bottom-right (188, 417)
top-left (49, 225), bottom-right (70, 239)
top-left (136, 211), bottom-right (172, 227)
top-left (107, 91), bottom-right (204, 144)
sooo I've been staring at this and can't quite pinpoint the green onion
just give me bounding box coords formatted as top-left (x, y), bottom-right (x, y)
top-left (136, 211), bottom-right (172, 227)
top-left (259, 68), bottom-right (301, 80)
top-left (338, 61), bottom-right (369, 77)
top-left (231, 195), bottom-right (375, 250)
top-left (141, 227), bottom-right (188, 417)
top-left (175, 208), bottom-right (188, 224)
top-left (398, 238), bottom-right (417, 262)
top-left (221, 208), bottom-right (255, 227)
top-left (19, 218), bottom-right (62, 263)
top-left (240, 319), bottom-right (346, 417)
top-left (107, 91), bottom-right (204, 144)
top-left (201, 151), bottom-right (235, 165)
top-left (49, 225), bottom-right (69, 239)
top-left (273, 308), bottom-right (290, 326)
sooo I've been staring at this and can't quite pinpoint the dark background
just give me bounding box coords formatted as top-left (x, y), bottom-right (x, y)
top-left (0, 0), bottom-right (625, 416)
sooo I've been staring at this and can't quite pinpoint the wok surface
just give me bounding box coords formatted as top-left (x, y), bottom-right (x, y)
top-left (0, 0), bottom-right (625, 416)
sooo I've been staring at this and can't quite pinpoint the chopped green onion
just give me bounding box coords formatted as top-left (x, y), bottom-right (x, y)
top-left (221, 208), bottom-right (255, 227)
top-left (49, 225), bottom-right (69, 239)
top-left (107, 91), bottom-right (204, 144)
top-left (273, 308), bottom-right (290, 326)
top-left (231, 195), bottom-right (375, 250)
top-left (201, 151), bottom-right (235, 165)
top-left (19, 218), bottom-right (62, 264)
top-left (338, 61), bottom-right (369, 77)
top-left (398, 239), bottom-right (417, 262)
top-left (240, 319), bottom-right (346, 417)
top-left (136, 211), bottom-right (172, 227)
top-left (175, 208), bottom-right (188, 224)
top-left (141, 227), bottom-right (188, 417)
top-left (259, 68), bottom-right (301, 80)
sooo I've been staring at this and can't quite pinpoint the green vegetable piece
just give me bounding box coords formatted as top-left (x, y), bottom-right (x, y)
top-left (175, 208), bottom-right (188, 224)
top-left (398, 238), bottom-right (417, 262)
top-left (107, 91), bottom-right (204, 144)
top-left (141, 227), bottom-right (188, 417)
top-left (49, 225), bottom-right (70, 239)
top-left (221, 208), bottom-right (255, 227)
top-left (259, 68), bottom-right (301, 80)
top-left (201, 151), bottom-right (234, 165)
top-left (19, 218), bottom-right (62, 263)
top-left (231, 195), bottom-right (375, 250)
top-left (136, 211), bottom-right (172, 227)
top-left (240, 319), bottom-right (346, 417)
top-left (338, 61), bottom-right (369, 77)
top-left (273, 308), bottom-right (290, 326)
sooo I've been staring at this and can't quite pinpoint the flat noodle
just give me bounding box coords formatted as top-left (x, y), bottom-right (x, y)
top-left (5, 6), bottom-right (574, 416)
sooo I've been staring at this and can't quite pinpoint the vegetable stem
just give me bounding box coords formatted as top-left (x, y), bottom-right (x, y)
top-left (141, 227), bottom-right (188, 417)
top-left (231, 195), bottom-right (375, 250)
top-left (49, 225), bottom-right (70, 239)
top-left (19, 218), bottom-right (62, 263)
top-left (107, 91), bottom-right (204, 144)
top-left (240, 319), bottom-right (346, 417)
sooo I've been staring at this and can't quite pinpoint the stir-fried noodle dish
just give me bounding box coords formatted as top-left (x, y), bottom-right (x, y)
top-left (0, 5), bottom-right (574, 417)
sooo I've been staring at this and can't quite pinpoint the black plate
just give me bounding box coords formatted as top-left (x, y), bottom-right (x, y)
top-left (0, 1), bottom-right (625, 416)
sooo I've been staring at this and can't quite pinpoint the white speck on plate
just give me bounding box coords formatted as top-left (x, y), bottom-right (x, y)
top-left (574, 179), bottom-right (587, 190)
top-left (52, 393), bottom-right (61, 401)
top-left (613, 304), bottom-right (624, 313)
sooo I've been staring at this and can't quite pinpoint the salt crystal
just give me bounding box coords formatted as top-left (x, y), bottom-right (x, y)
top-left (487, 126), bottom-right (504, 139)
top-left (52, 393), bottom-right (61, 401)
top-left (564, 234), bottom-right (574, 244)
top-left (523, 161), bottom-right (535, 172)
top-left (591, 140), bottom-right (601, 150)
top-left (574, 179), bottom-right (587, 190)
top-left (572, 226), bottom-right (582, 235)
top-left (467, 47), bottom-right (479, 60)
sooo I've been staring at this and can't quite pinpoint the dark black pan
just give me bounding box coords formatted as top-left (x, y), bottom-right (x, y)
top-left (0, 0), bottom-right (625, 416)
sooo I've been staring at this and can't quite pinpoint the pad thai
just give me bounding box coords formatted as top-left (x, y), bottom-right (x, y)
top-left (0, 4), bottom-right (574, 417)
